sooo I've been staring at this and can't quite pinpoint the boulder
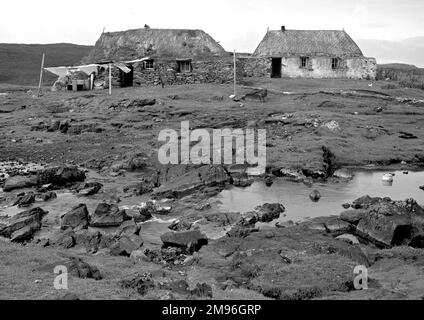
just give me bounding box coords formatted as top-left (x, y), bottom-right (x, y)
top-left (300, 216), bottom-right (353, 236)
top-left (335, 234), bottom-right (360, 245)
top-left (309, 190), bottom-right (321, 202)
top-left (110, 234), bottom-right (144, 256)
top-left (117, 220), bottom-right (141, 236)
top-left (37, 165), bottom-right (86, 187)
top-left (13, 192), bottom-right (35, 207)
top-left (351, 195), bottom-right (381, 209)
top-left (155, 165), bottom-right (229, 198)
top-left (37, 191), bottom-right (57, 202)
top-left (52, 229), bottom-right (76, 248)
top-left (119, 272), bottom-right (155, 295)
top-left (0, 207), bottom-right (47, 240)
top-left (10, 222), bottom-right (41, 242)
top-left (90, 203), bottom-right (130, 227)
top-left (61, 204), bottom-right (89, 230)
top-left (57, 257), bottom-right (102, 280)
top-left (161, 230), bottom-right (208, 252)
top-left (255, 203), bottom-right (285, 222)
top-left (355, 211), bottom-right (412, 248)
top-left (77, 182), bottom-right (103, 196)
top-left (340, 209), bottom-right (368, 225)
top-left (3, 175), bottom-right (38, 192)
top-left (190, 283), bottom-right (213, 298)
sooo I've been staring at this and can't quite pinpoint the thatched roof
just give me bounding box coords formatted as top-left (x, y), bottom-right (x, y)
top-left (84, 28), bottom-right (227, 63)
top-left (253, 29), bottom-right (364, 57)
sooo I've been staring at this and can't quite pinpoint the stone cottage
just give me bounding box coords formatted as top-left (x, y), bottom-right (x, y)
top-left (242, 27), bottom-right (376, 79)
top-left (83, 27), bottom-right (243, 87)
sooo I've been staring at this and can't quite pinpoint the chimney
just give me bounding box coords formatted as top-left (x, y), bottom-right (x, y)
top-left (281, 26), bottom-right (286, 32)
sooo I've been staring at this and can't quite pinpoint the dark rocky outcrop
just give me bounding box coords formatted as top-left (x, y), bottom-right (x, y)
top-left (13, 192), bottom-right (35, 207)
top-left (37, 165), bottom-right (86, 187)
top-left (161, 230), bottom-right (208, 252)
top-left (36, 256), bottom-right (102, 280)
top-left (155, 165), bottom-right (229, 198)
top-left (61, 204), bottom-right (89, 231)
top-left (3, 175), bottom-right (38, 192)
top-left (109, 234), bottom-right (144, 257)
top-left (0, 207), bottom-right (47, 242)
top-left (89, 203), bottom-right (130, 227)
top-left (76, 182), bottom-right (103, 196)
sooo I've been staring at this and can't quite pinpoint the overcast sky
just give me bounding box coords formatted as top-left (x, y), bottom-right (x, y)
top-left (1, 0), bottom-right (423, 53)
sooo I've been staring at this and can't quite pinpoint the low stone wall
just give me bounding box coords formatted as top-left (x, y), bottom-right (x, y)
top-left (239, 57), bottom-right (271, 78)
top-left (112, 56), bottom-right (243, 87)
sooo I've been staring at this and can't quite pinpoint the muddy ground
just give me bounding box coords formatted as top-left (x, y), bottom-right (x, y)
top-left (1, 78), bottom-right (424, 300)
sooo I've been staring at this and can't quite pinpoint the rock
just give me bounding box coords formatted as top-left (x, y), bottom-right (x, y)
top-left (265, 176), bottom-right (274, 187)
top-left (138, 200), bottom-right (171, 221)
top-left (355, 211), bottom-right (413, 248)
top-left (13, 192), bottom-right (35, 207)
top-left (336, 234), bottom-right (360, 245)
top-left (119, 272), bottom-right (155, 295)
top-left (77, 182), bottom-right (103, 196)
top-left (90, 203), bottom-right (130, 227)
top-left (38, 191), bottom-right (57, 202)
top-left (61, 204), bottom-right (89, 230)
top-left (275, 220), bottom-right (294, 228)
top-left (62, 257), bottom-right (102, 280)
top-left (112, 152), bottom-right (149, 172)
top-left (53, 229), bottom-right (76, 249)
top-left (0, 207), bottom-right (47, 240)
top-left (190, 283), bottom-right (213, 298)
top-left (10, 222), bottom-right (41, 242)
top-left (117, 220), bottom-right (141, 236)
top-left (342, 203), bottom-right (351, 209)
top-left (309, 190), bottom-right (321, 202)
top-left (73, 230), bottom-right (105, 252)
top-left (231, 172), bottom-right (254, 187)
top-left (255, 203), bottom-right (285, 223)
top-left (226, 225), bottom-right (259, 238)
top-left (155, 165), bottom-right (229, 198)
top-left (59, 120), bottom-right (69, 133)
top-left (37, 165), bottom-right (86, 187)
top-left (409, 234), bottom-right (424, 248)
top-left (130, 249), bottom-right (148, 263)
top-left (419, 185), bottom-right (424, 191)
top-left (351, 195), bottom-right (381, 209)
top-left (110, 234), bottom-right (143, 256)
top-left (242, 88), bottom-right (267, 102)
top-left (340, 209), bottom-right (368, 225)
top-left (3, 175), bottom-right (38, 192)
top-left (300, 216), bottom-right (353, 236)
top-left (161, 230), bottom-right (208, 252)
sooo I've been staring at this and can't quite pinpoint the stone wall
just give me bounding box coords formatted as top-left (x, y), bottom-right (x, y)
top-left (241, 56), bottom-right (377, 80)
top-left (102, 56), bottom-right (243, 87)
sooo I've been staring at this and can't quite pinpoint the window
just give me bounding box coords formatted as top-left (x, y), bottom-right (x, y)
top-left (177, 60), bottom-right (192, 73)
top-left (144, 59), bottom-right (154, 70)
top-left (331, 58), bottom-right (339, 70)
top-left (300, 56), bottom-right (309, 69)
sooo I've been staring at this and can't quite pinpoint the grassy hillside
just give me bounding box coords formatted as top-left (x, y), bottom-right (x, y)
top-left (377, 63), bottom-right (424, 90)
top-left (0, 43), bottom-right (93, 86)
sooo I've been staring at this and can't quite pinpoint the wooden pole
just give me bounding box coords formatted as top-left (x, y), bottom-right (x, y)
top-left (108, 63), bottom-right (112, 95)
top-left (37, 53), bottom-right (45, 97)
top-left (233, 49), bottom-right (236, 96)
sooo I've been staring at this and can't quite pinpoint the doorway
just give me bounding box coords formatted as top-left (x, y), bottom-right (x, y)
top-left (120, 65), bottom-right (134, 87)
top-left (271, 58), bottom-right (282, 78)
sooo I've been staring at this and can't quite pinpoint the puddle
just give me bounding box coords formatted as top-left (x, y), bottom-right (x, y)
top-left (216, 170), bottom-right (424, 222)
